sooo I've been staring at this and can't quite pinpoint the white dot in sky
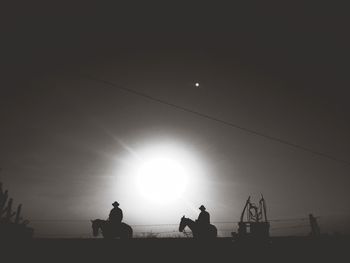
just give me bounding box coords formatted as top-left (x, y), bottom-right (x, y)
top-left (195, 82), bottom-right (200, 87)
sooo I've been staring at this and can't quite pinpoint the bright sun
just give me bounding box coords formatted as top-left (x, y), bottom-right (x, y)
top-left (136, 157), bottom-right (188, 204)
top-left (114, 141), bottom-right (206, 217)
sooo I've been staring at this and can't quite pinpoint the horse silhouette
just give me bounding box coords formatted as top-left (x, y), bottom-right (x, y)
top-left (91, 219), bottom-right (133, 239)
top-left (179, 216), bottom-right (217, 239)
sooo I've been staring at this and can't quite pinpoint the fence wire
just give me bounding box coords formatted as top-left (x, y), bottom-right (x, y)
top-left (28, 217), bottom-right (315, 238)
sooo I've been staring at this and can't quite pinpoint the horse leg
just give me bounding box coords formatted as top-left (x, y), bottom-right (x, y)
top-left (102, 224), bottom-right (114, 239)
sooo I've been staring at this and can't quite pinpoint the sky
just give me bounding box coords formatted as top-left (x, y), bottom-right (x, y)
top-left (1, 3), bottom-right (350, 237)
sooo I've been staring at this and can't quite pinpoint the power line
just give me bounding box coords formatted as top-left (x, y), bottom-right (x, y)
top-left (79, 74), bottom-right (350, 166)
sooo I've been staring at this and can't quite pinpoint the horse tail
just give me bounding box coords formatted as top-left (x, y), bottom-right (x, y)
top-left (128, 225), bottom-right (133, 238)
top-left (211, 224), bottom-right (218, 237)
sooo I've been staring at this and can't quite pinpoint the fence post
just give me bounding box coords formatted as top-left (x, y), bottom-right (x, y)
top-left (15, 204), bottom-right (22, 224)
top-left (0, 190), bottom-right (9, 218)
top-left (5, 198), bottom-right (16, 222)
top-left (309, 213), bottom-right (320, 237)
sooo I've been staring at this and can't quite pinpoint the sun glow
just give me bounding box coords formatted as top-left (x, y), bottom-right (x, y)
top-left (112, 140), bottom-right (209, 224)
top-left (136, 157), bottom-right (188, 204)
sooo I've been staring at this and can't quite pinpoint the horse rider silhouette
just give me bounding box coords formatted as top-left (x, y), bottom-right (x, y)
top-left (196, 205), bottom-right (210, 230)
top-left (109, 201), bottom-right (123, 228)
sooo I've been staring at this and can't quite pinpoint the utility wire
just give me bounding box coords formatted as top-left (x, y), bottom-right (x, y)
top-left (79, 74), bottom-right (350, 166)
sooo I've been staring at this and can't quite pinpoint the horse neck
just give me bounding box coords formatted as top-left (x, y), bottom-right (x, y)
top-left (185, 218), bottom-right (196, 230)
top-left (96, 219), bottom-right (106, 228)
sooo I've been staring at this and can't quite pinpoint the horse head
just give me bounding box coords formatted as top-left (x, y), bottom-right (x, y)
top-left (91, 219), bottom-right (100, 237)
top-left (179, 216), bottom-right (187, 232)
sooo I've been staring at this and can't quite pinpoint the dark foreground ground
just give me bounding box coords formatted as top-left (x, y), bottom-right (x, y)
top-left (2, 236), bottom-right (350, 263)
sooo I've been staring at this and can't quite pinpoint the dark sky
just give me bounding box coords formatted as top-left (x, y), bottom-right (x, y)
top-left (1, 3), bottom-right (350, 236)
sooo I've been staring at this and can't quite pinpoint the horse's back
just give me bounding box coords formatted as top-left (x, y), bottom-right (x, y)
top-left (121, 222), bottom-right (132, 231)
